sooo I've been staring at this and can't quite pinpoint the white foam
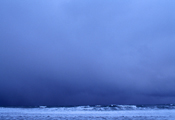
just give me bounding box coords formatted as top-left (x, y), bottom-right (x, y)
top-left (0, 108), bottom-right (175, 120)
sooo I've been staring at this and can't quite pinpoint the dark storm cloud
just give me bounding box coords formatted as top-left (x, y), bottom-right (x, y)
top-left (0, 0), bottom-right (175, 106)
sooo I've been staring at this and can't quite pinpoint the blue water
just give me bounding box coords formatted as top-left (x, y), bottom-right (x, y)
top-left (1, 104), bottom-right (175, 120)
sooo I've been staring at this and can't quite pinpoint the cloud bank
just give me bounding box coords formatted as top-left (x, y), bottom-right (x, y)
top-left (0, 0), bottom-right (175, 106)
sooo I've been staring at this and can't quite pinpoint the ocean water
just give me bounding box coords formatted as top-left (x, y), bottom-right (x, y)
top-left (0, 104), bottom-right (175, 120)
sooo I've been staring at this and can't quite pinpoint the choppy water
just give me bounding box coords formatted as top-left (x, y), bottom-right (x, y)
top-left (1, 104), bottom-right (175, 120)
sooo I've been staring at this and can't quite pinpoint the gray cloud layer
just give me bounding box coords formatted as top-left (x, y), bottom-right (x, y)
top-left (0, 0), bottom-right (175, 106)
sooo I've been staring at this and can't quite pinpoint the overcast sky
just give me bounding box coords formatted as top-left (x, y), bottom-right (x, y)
top-left (0, 0), bottom-right (175, 106)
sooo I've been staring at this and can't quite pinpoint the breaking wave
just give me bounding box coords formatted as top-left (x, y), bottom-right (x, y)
top-left (1, 104), bottom-right (175, 111)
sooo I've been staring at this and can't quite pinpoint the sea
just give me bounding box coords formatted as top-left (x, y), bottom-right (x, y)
top-left (0, 104), bottom-right (175, 120)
